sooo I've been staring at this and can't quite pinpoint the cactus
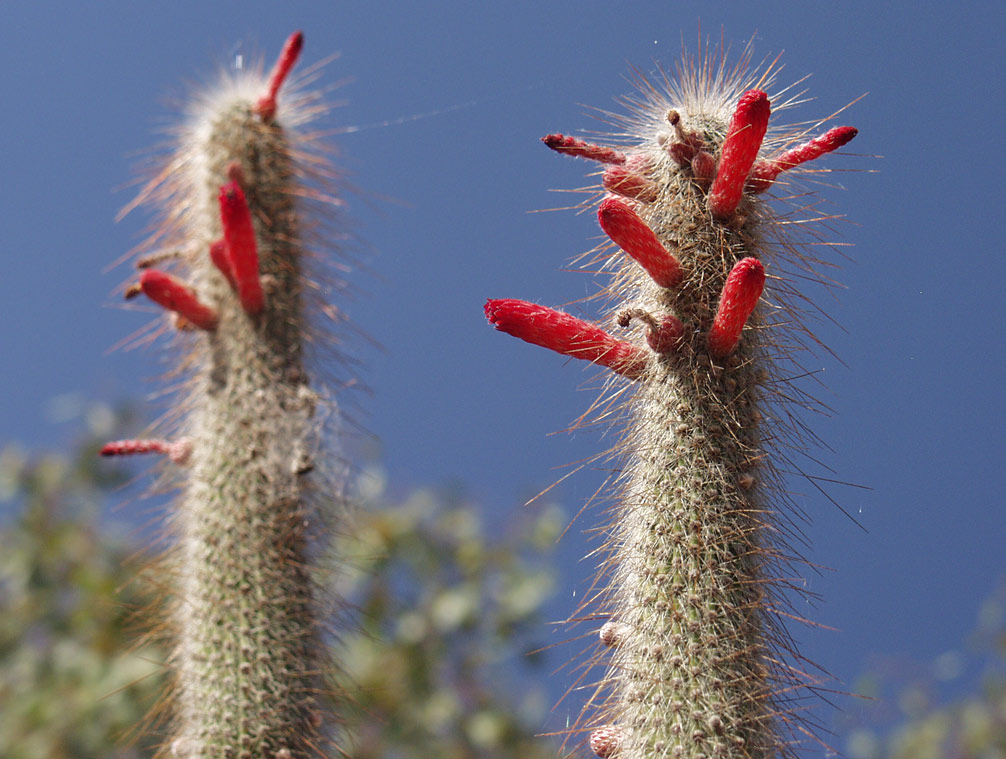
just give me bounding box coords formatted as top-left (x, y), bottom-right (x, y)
top-left (486, 44), bottom-right (862, 758)
top-left (105, 32), bottom-right (348, 758)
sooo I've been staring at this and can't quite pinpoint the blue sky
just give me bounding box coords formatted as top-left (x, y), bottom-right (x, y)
top-left (2, 2), bottom-right (1004, 754)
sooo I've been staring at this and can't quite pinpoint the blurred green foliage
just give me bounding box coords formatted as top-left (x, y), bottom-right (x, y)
top-left (844, 582), bottom-right (1006, 759)
top-left (9, 405), bottom-right (1002, 759)
top-left (337, 467), bottom-right (562, 759)
top-left (0, 432), bottom-right (163, 758)
top-left (0, 407), bottom-right (561, 759)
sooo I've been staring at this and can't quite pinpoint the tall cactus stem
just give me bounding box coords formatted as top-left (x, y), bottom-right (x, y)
top-left (109, 31), bottom-right (350, 758)
top-left (485, 43), bottom-right (862, 759)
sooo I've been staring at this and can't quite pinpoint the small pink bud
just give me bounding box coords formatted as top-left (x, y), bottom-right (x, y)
top-left (708, 89), bottom-right (771, 219)
top-left (646, 314), bottom-right (685, 353)
top-left (748, 125), bottom-right (859, 192)
top-left (616, 308), bottom-right (684, 355)
top-left (541, 134), bottom-right (626, 164)
top-left (668, 141), bottom-right (695, 166)
top-left (589, 726), bottom-right (624, 758)
top-left (226, 161), bottom-right (246, 190)
top-left (691, 150), bottom-right (716, 185)
top-left (166, 440), bottom-right (193, 464)
top-left (485, 299), bottom-right (646, 379)
top-left (708, 257), bottom-right (765, 357)
top-left (256, 31), bottom-right (304, 121)
top-left (218, 182), bottom-right (265, 316)
top-left (599, 621), bottom-right (631, 647)
top-left (598, 197), bottom-right (682, 288)
top-left (140, 270), bottom-right (218, 330)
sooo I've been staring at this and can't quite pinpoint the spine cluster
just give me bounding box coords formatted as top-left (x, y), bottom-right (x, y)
top-left (487, 51), bottom-right (859, 759)
top-left (105, 33), bottom-right (344, 758)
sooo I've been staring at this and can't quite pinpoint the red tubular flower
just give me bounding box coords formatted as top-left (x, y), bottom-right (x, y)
top-left (707, 257), bottom-right (765, 357)
top-left (256, 31), bottom-right (304, 121)
top-left (748, 125), bottom-right (859, 192)
top-left (100, 438), bottom-right (191, 464)
top-left (602, 162), bottom-right (658, 202)
top-left (140, 269), bottom-right (218, 330)
top-left (541, 133), bottom-right (626, 164)
top-left (708, 89), bottom-right (771, 219)
top-left (598, 196), bottom-right (682, 288)
top-left (218, 182), bottom-right (265, 315)
top-left (485, 299), bottom-right (646, 379)
top-left (209, 238), bottom-right (237, 290)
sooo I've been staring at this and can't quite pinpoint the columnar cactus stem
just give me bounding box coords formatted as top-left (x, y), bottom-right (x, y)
top-left (485, 45), bottom-right (862, 759)
top-left (108, 32), bottom-right (348, 758)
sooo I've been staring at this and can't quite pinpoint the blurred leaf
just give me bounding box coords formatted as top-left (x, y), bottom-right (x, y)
top-left (334, 466), bottom-right (560, 759)
top-left (845, 581), bottom-right (1006, 759)
top-left (0, 426), bottom-right (163, 759)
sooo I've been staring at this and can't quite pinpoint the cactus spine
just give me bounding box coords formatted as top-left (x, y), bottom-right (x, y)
top-left (107, 33), bottom-right (346, 758)
top-left (486, 46), bottom-right (861, 758)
